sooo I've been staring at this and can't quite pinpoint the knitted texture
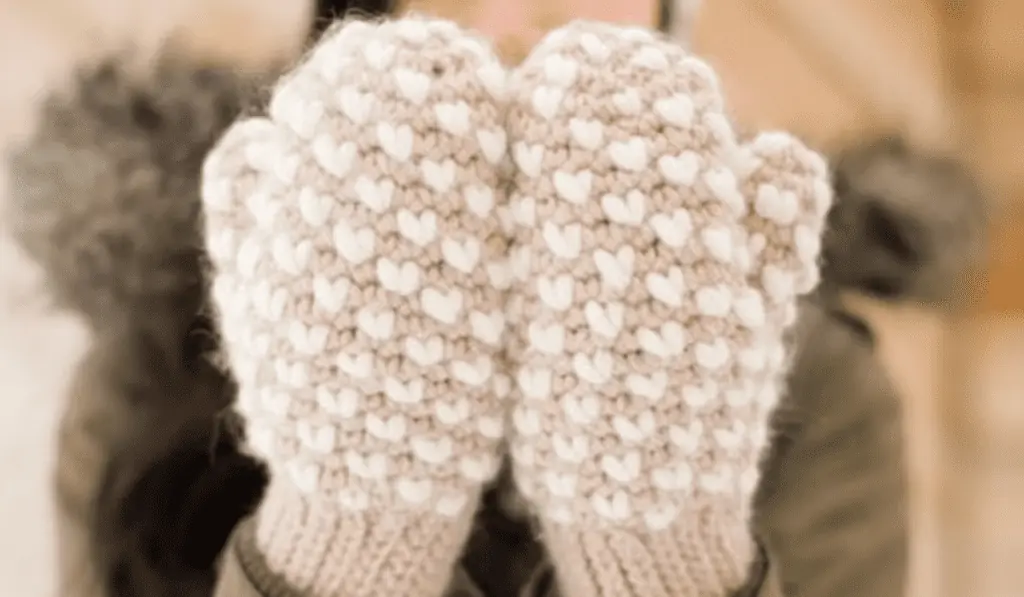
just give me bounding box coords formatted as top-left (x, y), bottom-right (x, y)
top-left (202, 16), bottom-right (511, 597)
top-left (503, 21), bottom-right (831, 597)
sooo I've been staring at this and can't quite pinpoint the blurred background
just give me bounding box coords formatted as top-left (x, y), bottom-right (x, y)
top-left (0, 0), bottom-right (1020, 596)
top-left (692, 3), bottom-right (1024, 596)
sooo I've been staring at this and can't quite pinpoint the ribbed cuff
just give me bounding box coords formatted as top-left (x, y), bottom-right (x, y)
top-left (226, 481), bottom-right (478, 597)
top-left (539, 508), bottom-right (757, 597)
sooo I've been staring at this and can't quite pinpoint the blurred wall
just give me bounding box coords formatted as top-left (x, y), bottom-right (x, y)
top-left (692, 2), bottom-right (1024, 596)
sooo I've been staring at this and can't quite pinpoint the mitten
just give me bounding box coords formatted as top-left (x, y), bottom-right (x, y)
top-left (202, 16), bottom-right (511, 597)
top-left (503, 21), bottom-right (831, 597)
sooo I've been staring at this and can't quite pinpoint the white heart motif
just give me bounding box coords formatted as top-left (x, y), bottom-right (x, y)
top-left (552, 434), bottom-right (589, 463)
top-left (695, 285), bottom-right (732, 318)
top-left (572, 351), bottom-right (614, 385)
top-left (420, 287), bottom-right (464, 324)
top-left (347, 452), bottom-right (388, 480)
top-left (543, 53), bottom-right (579, 87)
top-left (584, 301), bottom-right (624, 339)
top-left (364, 39), bottom-right (395, 70)
top-left (384, 378), bottom-right (425, 405)
top-left (579, 33), bottom-right (611, 61)
top-left (537, 275), bottom-right (574, 311)
top-left (701, 226), bottom-right (734, 263)
top-left (650, 209), bottom-right (693, 248)
top-left (553, 170), bottom-right (592, 205)
top-left (356, 308), bottom-right (395, 341)
top-left (542, 222), bottom-right (582, 259)
top-left (612, 88), bottom-right (642, 115)
top-left (271, 237), bottom-right (312, 274)
top-left (476, 61), bottom-right (507, 100)
top-left (601, 452), bottom-right (641, 483)
top-left (563, 394), bottom-right (601, 425)
top-left (591, 490), bottom-right (631, 521)
top-left (412, 437), bottom-right (454, 465)
top-left (612, 411), bottom-right (655, 444)
top-left (337, 86), bottom-right (373, 124)
top-left (441, 237), bottom-right (481, 274)
top-left (755, 183), bottom-right (801, 226)
top-left (270, 88), bottom-right (323, 140)
top-left (377, 122), bottom-right (413, 161)
top-left (636, 321), bottom-right (686, 359)
top-left (465, 186), bottom-right (495, 218)
top-left (631, 46), bottom-right (669, 70)
top-left (609, 138), bottom-right (649, 172)
top-left (316, 387), bottom-right (359, 418)
top-left (669, 421), bottom-right (704, 453)
top-left (532, 86), bottom-right (564, 119)
top-left (434, 101), bottom-right (471, 136)
top-left (476, 128), bottom-right (507, 165)
top-left (653, 93), bottom-right (696, 127)
top-left (298, 186), bottom-right (332, 227)
top-left (593, 247), bottom-right (635, 292)
top-left (396, 209), bottom-right (438, 247)
top-left (312, 136), bottom-right (356, 179)
top-left (376, 258), bottom-right (421, 296)
top-left (470, 310), bottom-right (505, 346)
top-left (626, 371), bottom-right (668, 402)
top-left (396, 478), bottom-right (433, 504)
top-left (569, 118), bottom-right (603, 150)
top-left (354, 176), bottom-right (394, 213)
top-left (421, 159), bottom-right (456, 193)
top-left (601, 190), bottom-right (645, 226)
top-left (658, 152), bottom-right (700, 186)
top-left (287, 321), bottom-right (329, 355)
top-left (332, 223), bottom-right (376, 264)
top-left (405, 335), bottom-right (444, 367)
top-left (337, 353), bottom-right (373, 379)
top-left (435, 400), bottom-right (470, 426)
top-left (645, 267), bottom-right (686, 307)
top-left (513, 142), bottom-right (545, 178)
top-left (451, 356), bottom-right (494, 387)
top-left (296, 421), bottom-right (335, 453)
top-left (695, 338), bottom-right (731, 370)
top-left (366, 414), bottom-right (407, 442)
top-left (312, 276), bottom-right (349, 313)
top-left (516, 368), bottom-right (552, 402)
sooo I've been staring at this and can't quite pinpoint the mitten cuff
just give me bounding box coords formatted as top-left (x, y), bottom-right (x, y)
top-left (540, 507), bottom-right (756, 597)
top-left (225, 480), bottom-right (478, 597)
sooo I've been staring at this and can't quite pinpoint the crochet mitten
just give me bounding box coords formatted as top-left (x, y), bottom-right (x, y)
top-left (503, 22), bottom-right (831, 597)
top-left (202, 16), bottom-right (511, 597)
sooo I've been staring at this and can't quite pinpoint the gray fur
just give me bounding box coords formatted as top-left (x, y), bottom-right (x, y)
top-left (752, 136), bottom-right (988, 597)
top-left (822, 135), bottom-right (988, 305)
top-left (5, 56), bottom-right (273, 597)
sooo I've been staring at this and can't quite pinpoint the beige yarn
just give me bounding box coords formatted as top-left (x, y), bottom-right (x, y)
top-left (202, 16), bottom-right (512, 597)
top-left (503, 21), bottom-right (831, 597)
top-left (201, 14), bottom-right (832, 597)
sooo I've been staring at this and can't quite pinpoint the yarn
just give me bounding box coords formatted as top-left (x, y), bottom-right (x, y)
top-left (204, 15), bottom-right (832, 597)
top-left (503, 21), bottom-right (830, 596)
top-left (203, 15), bottom-right (511, 597)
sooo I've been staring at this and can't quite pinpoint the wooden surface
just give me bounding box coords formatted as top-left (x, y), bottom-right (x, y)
top-left (694, 1), bottom-right (1024, 596)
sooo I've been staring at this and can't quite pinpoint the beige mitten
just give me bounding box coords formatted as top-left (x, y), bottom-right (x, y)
top-left (202, 16), bottom-right (511, 597)
top-left (503, 21), bottom-right (831, 597)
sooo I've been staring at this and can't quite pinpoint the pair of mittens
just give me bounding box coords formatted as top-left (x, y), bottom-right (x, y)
top-left (202, 15), bottom-right (831, 597)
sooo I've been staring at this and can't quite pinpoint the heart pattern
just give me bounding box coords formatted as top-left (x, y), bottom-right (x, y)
top-left (204, 16), bottom-right (832, 586)
top-left (201, 16), bottom-right (511, 517)
top-left (502, 20), bottom-right (832, 531)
